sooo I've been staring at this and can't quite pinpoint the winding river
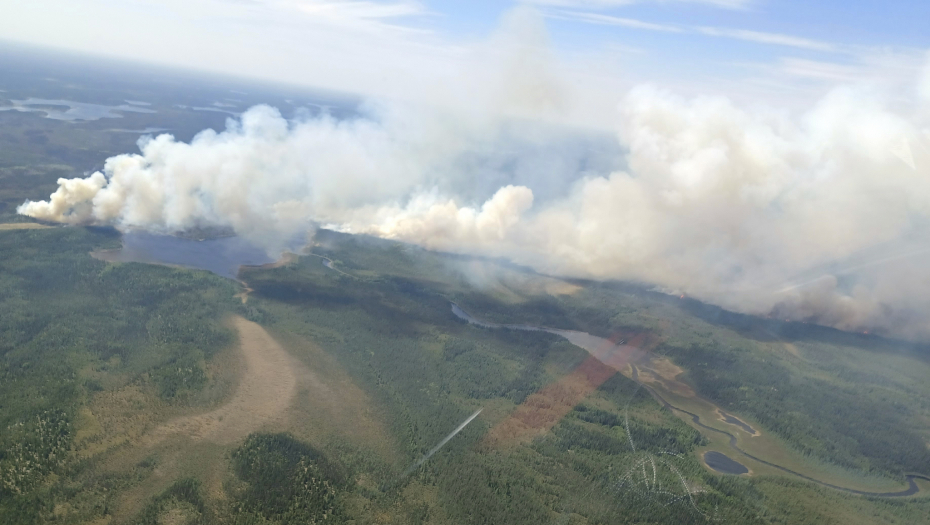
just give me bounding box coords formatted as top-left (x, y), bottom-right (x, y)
top-left (451, 303), bottom-right (929, 498)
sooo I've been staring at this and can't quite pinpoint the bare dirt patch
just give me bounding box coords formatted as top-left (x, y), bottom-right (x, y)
top-left (715, 408), bottom-right (760, 437)
top-left (782, 342), bottom-right (801, 358)
top-left (145, 316), bottom-right (297, 446)
top-left (635, 357), bottom-right (696, 398)
top-left (106, 317), bottom-right (296, 521)
top-left (101, 316), bottom-right (399, 521)
top-left (507, 273), bottom-right (582, 297)
top-left (76, 385), bottom-right (167, 458)
top-left (272, 330), bottom-right (399, 464)
top-left (0, 222), bottom-right (51, 230)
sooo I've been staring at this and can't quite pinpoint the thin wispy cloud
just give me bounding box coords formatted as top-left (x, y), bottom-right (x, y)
top-left (548, 9), bottom-right (839, 52)
top-left (548, 10), bottom-right (682, 33)
top-left (523, 0), bottom-right (753, 9)
top-left (270, 0), bottom-right (429, 33)
top-left (286, 0), bottom-right (425, 19)
top-left (777, 57), bottom-right (868, 82)
top-left (725, 47), bottom-right (929, 106)
top-left (698, 26), bottom-right (836, 52)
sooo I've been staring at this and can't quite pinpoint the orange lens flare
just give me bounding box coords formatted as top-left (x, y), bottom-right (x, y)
top-left (481, 332), bottom-right (655, 449)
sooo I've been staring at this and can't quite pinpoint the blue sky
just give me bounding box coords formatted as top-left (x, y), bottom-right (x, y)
top-left (438, 0), bottom-right (930, 48)
top-left (2, 0), bottom-right (928, 120)
top-left (448, 1), bottom-right (929, 94)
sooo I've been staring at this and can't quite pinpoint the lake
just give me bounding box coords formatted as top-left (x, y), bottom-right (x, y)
top-left (703, 451), bottom-right (749, 475)
top-left (94, 231), bottom-right (274, 280)
top-left (0, 98), bottom-right (157, 121)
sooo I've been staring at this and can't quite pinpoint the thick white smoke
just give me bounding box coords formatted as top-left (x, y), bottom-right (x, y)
top-left (18, 11), bottom-right (930, 338)
top-left (19, 104), bottom-right (458, 249)
top-left (352, 84), bottom-right (930, 336)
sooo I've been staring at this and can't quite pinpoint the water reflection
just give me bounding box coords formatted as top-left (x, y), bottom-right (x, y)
top-left (0, 98), bottom-right (156, 121)
top-left (95, 231), bottom-right (273, 279)
top-left (703, 451), bottom-right (749, 475)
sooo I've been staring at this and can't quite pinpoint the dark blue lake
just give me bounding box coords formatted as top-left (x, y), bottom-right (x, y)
top-left (97, 232), bottom-right (274, 279)
top-left (703, 451), bottom-right (748, 475)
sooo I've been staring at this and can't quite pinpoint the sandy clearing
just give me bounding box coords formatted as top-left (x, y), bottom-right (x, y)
top-left (633, 356), bottom-right (696, 399)
top-left (145, 316), bottom-right (297, 445)
top-left (0, 222), bottom-right (51, 230)
top-left (273, 330), bottom-right (399, 464)
top-left (782, 342), bottom-right (801, 358)
top-left (715, 408), bottom-right (760, 437)
top-left (108, 315), bottom-right (397, 521)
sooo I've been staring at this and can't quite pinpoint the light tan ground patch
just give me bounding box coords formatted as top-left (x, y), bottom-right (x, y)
top-left (158, 506), bottom-right (197, 525)
top-left (272, 330), bottom-right (399, 464)
top-left (782, 342), bottom-right (801, 358)
top-left (714, 408), bottom-right (760, 437)
top-left (145, 316), bottom-right (297, 446)
top-left (77, 385), bottom-right (169, 459)
top-left (502, 272), bottom-right (582, 298)
top-left (0, 222), bottom-right (51, 230)
top-left (636, 357), bottom-right (695, 398)
top-left (543, 280), bottom-right (582, 296)
top-left (97, 315), bottom-right (401, 521)
top-left (106, 317), bottom-right (296, 521)
top-left (648, 357), bottom-right (686, 382)
top-left (234, 285), bottom-right (252, 304)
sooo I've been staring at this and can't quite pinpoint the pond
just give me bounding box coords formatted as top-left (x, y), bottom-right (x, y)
top-left (703, 451), bottom-right (749, 475)
top-left (94, 231), bottom-right (274, 280)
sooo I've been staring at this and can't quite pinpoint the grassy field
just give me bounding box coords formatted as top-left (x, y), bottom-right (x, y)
top-left (0, 226), bottom-right (240, 522)
top-left (0, 222), bottom-right (51, 230)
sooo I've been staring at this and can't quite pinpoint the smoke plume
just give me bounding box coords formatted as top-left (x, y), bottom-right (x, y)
top-left (18, 10), bottom-right (930, 338)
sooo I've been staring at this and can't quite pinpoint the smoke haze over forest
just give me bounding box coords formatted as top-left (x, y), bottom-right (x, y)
top-left (18, 9), bottom-right (930, 338)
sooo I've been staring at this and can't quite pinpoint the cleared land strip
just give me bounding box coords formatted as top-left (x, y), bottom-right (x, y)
top-left (0, 222), bottom-right (51, 230)
top-left (145, 316), bottom-right (297, 445)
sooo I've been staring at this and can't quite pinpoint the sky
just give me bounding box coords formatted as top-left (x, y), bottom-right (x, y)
top-left (2, 0), bottom-right (929, 123)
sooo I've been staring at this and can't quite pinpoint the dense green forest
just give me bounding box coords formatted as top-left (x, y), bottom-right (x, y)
top-left (538, 282), bottom-right (930, 480)
top-left (0, 227), bottom-right (239, 523)
top-left (229, 433), bottom-right (344, 524)
top-left (1, 225), bottom-right (929, 524)
top-left (241, 231), bottom-right (930, 524)
top-left (3, 54), bottom-right (929, 522)
top-left (663, 340), bottom-right (930, 476)
top-left (432, 254), bottom-right (930, 481)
